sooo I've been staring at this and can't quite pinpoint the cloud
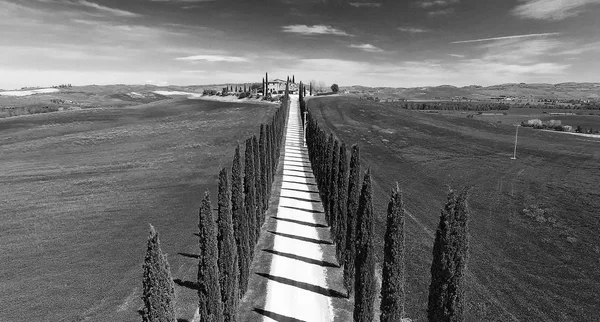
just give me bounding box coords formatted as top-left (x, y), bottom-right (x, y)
top-left (417, 0), bottom-right (459, 8)
top-left (349, 2), bottom-right (382, 7)
top-left (349, 44), bottom-right (383, 52)
top-left (448, 54), bottom-right (464, 58)
top-left (175, 54), bottom-right (249, 62)
top-left (513, 0), bottom-right (600, 20)
top-left (428, 8), bottom-right (454, 15)
top-left (281, 24), bottom-right (351, 36)
top-left (77, 0), bottom-right (141, 17)
top-left (451, 32), bottom-right (561, 44)
top-left (397, 27), bottom-right (429, 33)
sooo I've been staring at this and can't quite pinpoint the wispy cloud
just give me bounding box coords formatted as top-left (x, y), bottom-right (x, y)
top-left (513, 0), bottom-right (600, 20)
top-left (77, 0), bottom-right (141, 17)
top-left (281, 24), bottom-right (351, 36)
top-left (428, 8), bottom-right (454, 15)
top-left (417, 0), bottom-right (459, 8)
top-left (175, 54), bottom-right (248, 62)
top-left (448, 54), bottom-right (465, 58)
top-left (349, 44), bottom-right (383, 52)
top-left (349, 2), bottom-right (382, 7)
top-left (451, 32), bottom-right (561, 44)
top-left (397, 27), bottom-right (429, 33)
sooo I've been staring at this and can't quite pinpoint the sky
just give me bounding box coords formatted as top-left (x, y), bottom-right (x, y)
top-left (1, 0), bottom-right (600, 89)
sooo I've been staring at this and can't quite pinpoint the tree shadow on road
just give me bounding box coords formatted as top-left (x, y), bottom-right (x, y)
top-left (267, 231), bottom-right (332, 245)
top-left (262, 248), bottom-right (339, 268)
top-left (280, 205), bottom-right (323, 213)
top-left (252, 308), bottom-right (306, 322)
top-left (173, 278), bottom-right (199, 290)
top-left (255, 272), bottom-right (347, 299)
top-left (271, 216), bottom-right (327, 228)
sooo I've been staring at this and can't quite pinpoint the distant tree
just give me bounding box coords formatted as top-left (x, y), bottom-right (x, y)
top-left (380, 184), bottom-right (406, 322)
top-left (244, 138), bottom-right (257, 257)
top-left (265, 72), bottom-right (269, 96)
top-left (336, 143), bottom-right (349, 263)
top-left (331, 84), bottom-right (339, 93)
top-left (353, 169), bottom-right (376, 322)
top-left (344, 144), bottom-right (361, 295)
top-left (216, 168), bottom-right (239, 322)
top-left (197, 191), bottom-right (224, 322)
top-left (576, 125), bottom-right (583, 133)
top-left (292, 75), bottom-right (295, 83)
top-left (231, 145), bottom-right (249, 295)
top-left (427, 188), bottom-right (470, 322)
top-left (141, 225), bottom-right (176, 322)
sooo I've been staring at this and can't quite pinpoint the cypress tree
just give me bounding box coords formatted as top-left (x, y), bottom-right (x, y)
top-left (216, 168), bottom-right (239, 322)
top-left (244, 138), bottom-right (257, 257)
top-left (329, 139), bottom-right (340, 243)
top-left (336, 143), bottom-right (349, 264)
top-left (380, 184), bottom-right (406, 322)
top-left (265, 124), bottom-right (272, 199)
top-left (265, 72), bottom-right (269, 96)
top-left (344, 144), bottom-right (361, 295)
top-left (323, 135), bottom-right (334, 223)
top-left (427, 189), bottom-right (470, 322)
top-left (353, 169), bottom-right (376, 322)
top-left (259, 125), bottom-right (268, 213)
top-left (198, 192), bottom-right (224, 322)
top-left (141, 225), bottom-right (176, 322)
top-left (252, 135), bottom-right (262, 240)
top-left (231, 145), bottom-right (249, 295)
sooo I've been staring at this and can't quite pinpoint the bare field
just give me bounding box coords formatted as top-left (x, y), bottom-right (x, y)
top-left (0, 98), bottom-right (277, 321)
top-left (307, 96), bottom-right (600, 322)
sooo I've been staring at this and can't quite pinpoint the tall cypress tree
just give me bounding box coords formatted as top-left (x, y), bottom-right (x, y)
top-left (252, 135), bottom-right (262, 241)
top-left (141, 225), bottom-right (176, 322)
top-left (329, 139), bottom-right (340, 243)
top-left (265, 72), bottom-right (269, 96)
top-left (380, 184), bottom-right (406, 322)
top-left (336, 143), bottom-right (349, 264)
top-left (216, 168), bottom-right (239, 322)
top-left (198, 192), bottom-right (224, 322)
top-left (344, 144), bottom-right (361, 295)
top-left (323, 135), bottom-right (334, 223)
top-left (353, 169), bottom-right (376, 322)
top-left (265, 124), bottom-right (272, 199)
top-left (231, 145), bottom-right (249, 295)
top-left (427, 189), bottom-right (470, 322)
top-left (244, 138), bottom-right (257, 258)
top-left (259, 125), bottom-right (268, 213)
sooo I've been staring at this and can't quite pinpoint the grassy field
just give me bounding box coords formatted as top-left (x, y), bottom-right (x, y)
top-left (306, 96), bottom-right (600, 322)
top-left (0, 98), bottom-right (278, 321)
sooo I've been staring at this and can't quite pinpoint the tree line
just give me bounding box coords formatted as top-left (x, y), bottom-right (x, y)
top-left (140, 80), bottom-right (293, 321)
top-left (389, 101), bottom-right (600, 111)
top-left (305, 97), bottom-right (471, 321)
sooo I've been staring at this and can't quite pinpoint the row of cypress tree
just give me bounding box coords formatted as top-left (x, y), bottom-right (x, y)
top-left (303, 97), bottom-right (470, 321)
top-left (141, 80), bottom-right (292, 322)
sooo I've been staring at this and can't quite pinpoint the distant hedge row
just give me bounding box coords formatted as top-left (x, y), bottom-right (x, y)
top-left (304, 93), bottom-right (471, 322)
top-left (141, 81), bottom-right (292, 322)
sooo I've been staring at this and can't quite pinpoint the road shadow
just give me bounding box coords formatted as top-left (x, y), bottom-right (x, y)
top-left (281, 187), bottom-right (319, 194)
top-left (252, 308), bottom-right (306, 322)
top-left (282, 180), bottom-right (318, 186)
top-left (178, 252), bottom-right (200, 258)
top-left (282, 173), bottom-right (315, 180)
top-left (271, 216), bottom-right (327, 228)
top-left (173, 278), bottom-right (199, 290)
top-left (282, 169), bottom-right (314, 175)
top-left (255, 272), bottom-right (347, 298)
top-left (280, 195), bottom-right (320, 203)
top-left (267, 231), bottom-right (333, 245)
top-left (281, 205), bottom-right (323, 213)
top-left (262, 249), bottom-right (338, 268)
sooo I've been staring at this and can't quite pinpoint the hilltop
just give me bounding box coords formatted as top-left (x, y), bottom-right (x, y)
top-left (342, 82), bottom-right (600, 101)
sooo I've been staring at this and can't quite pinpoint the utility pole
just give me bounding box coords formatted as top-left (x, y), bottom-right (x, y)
top-left (511, 125), bottom-right (519, 160)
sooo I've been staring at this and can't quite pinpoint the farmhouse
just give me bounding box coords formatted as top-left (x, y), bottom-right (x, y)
top-left (267, 78), bottom-right (297, 95)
